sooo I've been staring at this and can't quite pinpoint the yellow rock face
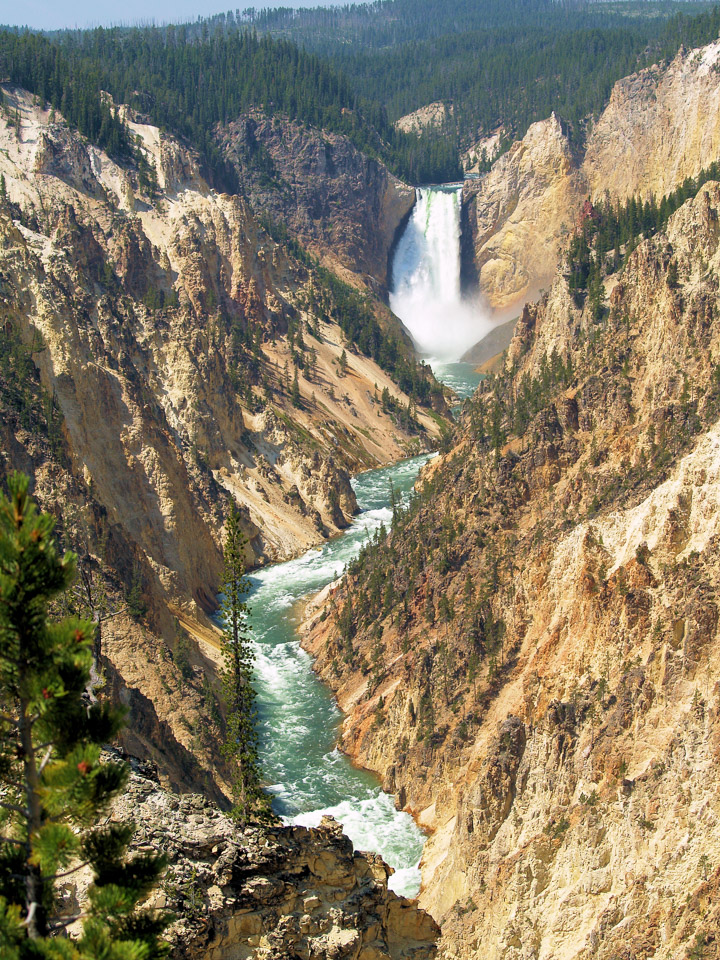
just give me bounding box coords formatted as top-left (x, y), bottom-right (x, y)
top-left (303, 183), bottom-right (720, 958)
top-left (585, 41), bottom-right (720, 202)
top-left (465, 39), bottom-right (720, 314)
top-left (464, 114), bottom-right (586, 313)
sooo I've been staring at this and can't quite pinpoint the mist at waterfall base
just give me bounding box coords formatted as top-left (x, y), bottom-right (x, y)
top-left (390, 185), bottom-right (495, 365)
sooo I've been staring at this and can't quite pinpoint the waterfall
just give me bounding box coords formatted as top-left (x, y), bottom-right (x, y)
top-left (390, 185), bottom-right (493, 362)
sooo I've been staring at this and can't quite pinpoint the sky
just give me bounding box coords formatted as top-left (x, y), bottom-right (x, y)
top-left (0, 0), bottom-right (345, 32)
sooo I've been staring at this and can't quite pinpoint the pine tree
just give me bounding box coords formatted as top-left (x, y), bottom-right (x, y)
top-left (291, 369), bottom-right (301, 408)
top-left (219, 506), bottom-right (272, 828)
top-left (389, 479), bottom-right (400, 523)
top-left (0, 472), bottom-right (169, 957)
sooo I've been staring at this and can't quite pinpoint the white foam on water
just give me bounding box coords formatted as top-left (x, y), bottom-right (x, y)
top-left (388, 863), bottom-right (423, 897)
top-left (289, 790), bottom-right (423, 898)
top-left (265, 783), bottom-right (287, 795)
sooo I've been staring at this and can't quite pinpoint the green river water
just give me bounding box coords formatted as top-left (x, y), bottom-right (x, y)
top-left (246, 361), bottom-right (478, 898)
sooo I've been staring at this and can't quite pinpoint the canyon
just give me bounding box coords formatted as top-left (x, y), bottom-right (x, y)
top-left (304, 178), bottom-right (720, 957)
top-left (5, 20), bottom-right (720, 960)
top-left (0, 83), bottom-right (444, 804)
top-left (0, 81), bottom-right (448, 958)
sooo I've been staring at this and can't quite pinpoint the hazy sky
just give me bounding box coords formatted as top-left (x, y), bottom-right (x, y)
top-left (1, 1), bottom-right (345, 32)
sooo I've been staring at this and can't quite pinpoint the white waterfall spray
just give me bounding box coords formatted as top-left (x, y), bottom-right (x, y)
top-left (390, 186), bottom-right (494, 362)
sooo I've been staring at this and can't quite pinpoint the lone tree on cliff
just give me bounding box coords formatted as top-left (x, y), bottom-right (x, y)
top-left (0, 472), bottom-right (169, 957)
top-left (219, 506), bottom-right (272, 828)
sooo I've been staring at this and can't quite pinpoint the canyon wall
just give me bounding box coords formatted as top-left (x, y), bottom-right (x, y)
top-left (304, 181), bottom-right (720, 958)
top-left (462, 113), bottom-right (585, 315)
top-left (464, 38), bottom-right (720, 315)
top-left (217, 113), bottom-right (415, 291)
top-left (0, 85), bottom-right (442, 799)
top-left (8, 30), bottom-right (720, 957)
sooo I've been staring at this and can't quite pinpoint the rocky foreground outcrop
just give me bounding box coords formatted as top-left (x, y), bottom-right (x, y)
top-left (303, 181), bottom-right (720, 957)
top-left (99, 757), bottom-right (439, 960)
top-left (464, 37), bottom-right (720, 313)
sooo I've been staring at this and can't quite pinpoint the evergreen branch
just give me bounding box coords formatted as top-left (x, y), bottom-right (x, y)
top-left (0, 833), bottom-right (24, 846)
top-left (0, 473), bottom-right (170, 950)
top-left (0, 798), bottom-right (28, 817)
top-left (47, 911), bottom-right (88, 931)
top-left (46, 861), bottom-right (89, 880)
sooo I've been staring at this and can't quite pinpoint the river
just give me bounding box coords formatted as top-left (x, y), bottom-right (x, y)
top-left (246, 185), bottom-right (488, 899)
top-left (247, 455), bottom-right (433, 896)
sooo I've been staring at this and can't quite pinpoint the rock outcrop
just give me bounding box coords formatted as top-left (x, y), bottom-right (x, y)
top-left (106, 757), bottom-right (440, 960)
top-left (464, 38), bottom-right (720, 314)
top-left (217, 114), bottom-right (415, 290)
top-left (460, 131), bottom-right (503, 177)
top-left (395, 103), bottom-right (451, 135)
top-left (303, 182), bottom-right (720, 957)
top-left (584, 41), bottom-right (720, 202)
top-left (462, 114), bottom-right (585, 312)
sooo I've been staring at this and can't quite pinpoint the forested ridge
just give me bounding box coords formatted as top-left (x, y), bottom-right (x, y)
top-left (2, 0), bottom-right (720, 185)
top-left (246, 0), bottom-right (720, 149)
top-left (196, 0), bottom-right (711, 53)
top-left (0, 26), bottom-right (459, 186)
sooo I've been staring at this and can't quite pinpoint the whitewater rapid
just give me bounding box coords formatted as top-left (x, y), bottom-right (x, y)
top-left (247, 456), bottom-right (433, 897)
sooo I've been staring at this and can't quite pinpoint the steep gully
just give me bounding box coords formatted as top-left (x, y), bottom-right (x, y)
top-left (249, 186), bottom-right (489, 897)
